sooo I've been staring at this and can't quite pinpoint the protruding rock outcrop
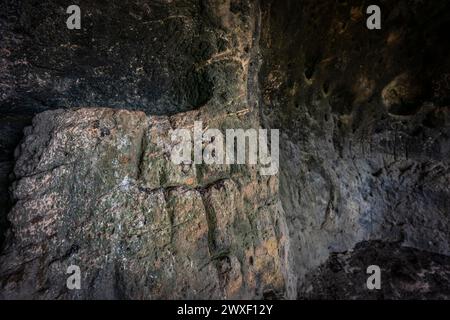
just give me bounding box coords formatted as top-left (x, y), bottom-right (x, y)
top-left (0, 107), bottom-right (293, 299)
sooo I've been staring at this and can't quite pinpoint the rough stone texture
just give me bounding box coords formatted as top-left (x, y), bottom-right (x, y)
top-left (1, 0), bottom-right (450, 299)
top-left (0, 108), bottom-right (291, 299)
top-left (0, 0), bottom-right (296, 299)
top-left (0, 0), bottom-right (262, 248)
top-left (259, 0), bottom-right (450, 295)
top-left (1, 0), bottom-right (256, 115)
top-left (0, 116), bottom-right (29, 248)
top-left (300, 241), bottom-right (450, 300)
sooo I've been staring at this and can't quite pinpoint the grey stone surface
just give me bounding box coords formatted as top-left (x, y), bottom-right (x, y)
top-left (1, 0), bottom-right (450, 299)
top-left (259, 0), bottom-right (450, 294)
top-left (1, 0), bottom-right (256, 115)
top-left (0, 108), bottom-right (291, 299)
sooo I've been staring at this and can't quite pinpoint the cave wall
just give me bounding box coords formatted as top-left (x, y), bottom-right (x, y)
top-left (1, 0), bottom-right (257, 115)
top-left (259, 0), bottom-right (450, 292)
top-left (0, 0), bottom-right (261, 250)
top-left (1, 0), bottom-right (297, 299)
top-left (0, 0), bottom-right (449, 299)
top-left (0, 107), bottom-right (294, 299)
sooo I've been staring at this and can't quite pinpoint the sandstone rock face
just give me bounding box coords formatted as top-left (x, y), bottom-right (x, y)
top-left (0, 108), bottom-right (292, 299)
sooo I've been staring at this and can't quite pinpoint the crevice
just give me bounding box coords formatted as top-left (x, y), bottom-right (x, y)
top-left (136, 121), bottom-right (149, 182)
